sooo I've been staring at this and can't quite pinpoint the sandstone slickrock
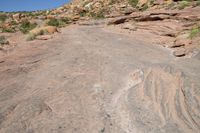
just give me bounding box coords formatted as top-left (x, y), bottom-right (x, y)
top-left (0, 26), bottom-right (199, 133)
top-left (0, 0), bottom-right (200, 132)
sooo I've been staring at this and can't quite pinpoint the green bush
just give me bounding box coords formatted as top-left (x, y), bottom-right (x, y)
top-left (129, 0), bottom-right (139, 7)
top-left (61, 18), bottom-right (70, 24)
top-left (0, 14), bottom-right (7, 22)
top-left (2, 27), bottom-right (16, 33)
top-left (0, 36), bottom-right (9, 45)
top-left (89, 10), bottom-right (105, 19)
top-left (80, 11), bottom-right (87, 17)
top-left (109, 0), bottom-right (116, 5)
top-left (10, 20), bottom-right (18, 25)
top-left (178, 1), bottom-right (190, 9)
top-left (189, 25), bottom-right (200, 38)
top-left (196, 0), bottom-right (200, 6)
top-left (26, 33), bottom-right (36, 41)
top-left (141, 3), bottom-right (149, 11)
top-left (19, 21), bottom-right (37, 34)
top-left (47, 18), bottom-right (69, 27)
top-left (149, 0), bottom-right (154, 5)
top-left (47, 19), bottom-right (60, 27)
top-left (26, 29), bottom-right (48, 41)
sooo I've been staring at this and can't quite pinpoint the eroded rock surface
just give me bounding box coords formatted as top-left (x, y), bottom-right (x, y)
top-left (0, 26), bottom-right (199, 133)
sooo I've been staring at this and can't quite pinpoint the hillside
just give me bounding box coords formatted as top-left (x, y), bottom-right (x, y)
top-left (0, 0), bottom-right (200, 56)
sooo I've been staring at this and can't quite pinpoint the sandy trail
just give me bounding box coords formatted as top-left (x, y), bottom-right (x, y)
top-left (0, 25), bottom-right (199, 133)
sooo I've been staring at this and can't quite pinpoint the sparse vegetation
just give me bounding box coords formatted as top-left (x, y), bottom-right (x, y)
top-left (141, 3), bottom-right (149, 11)
top-left (149, 0), bottom-right (154, 6)
top-left (0, 14), bottom-right (7, 22)
top-left (178, 1), bottom-right (190, 10)
top-left (90, 9), bottom-right (105, 19)
top-left (2, 27), bottom-right (16, 33)
top-left (47, 19), bottom-right (60, 27)
top-left (0, 36), bottom-right (9, 45)
top-left (19, 21), bottom-right (37, 34)
top-left (26, 29), bottom-right (46, 41)
top-left (167, 2), bottom-right (176, 9)
top-left (26, 33), bottom-right (36, 41)
top-left (189, 25), bottom-right (200, 38)
top-left (47, 18), bottom-right (69, 27)
top-left (109, 0), bottom-right (116, 5)
top-left (10, 20), bottom-right (18, 25)
top-left (129, 0), bottom-right (139, 7)
top-left (196, 0), bottom-right (200, 6)
top-left (80, 11), bottom-right (87, 17)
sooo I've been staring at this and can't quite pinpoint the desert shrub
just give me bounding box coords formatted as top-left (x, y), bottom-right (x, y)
top-left (10, 20), bottom-right (18, 25)
top-left (0, 36), bottom-right (9, 45)
top-left (61, 18), bottom-right (70, 24)
top-left (178, 1), bottom-right (190, 9)
top-left (2, 27), bottom-right (16, 33)
top-left (196, 0), bottom-right (200, 6)
top-left (0, 14), bottom-right (7, 22)
top-left (19, 21), bottom-right (37, 34)
top-left (129, 0), bottom-right (139, 7)
top-left (46, 18), bottom-right (69, 27)
top-left (26, 29), bottom-right (48, 41)
top-left (26, 33), bottom-right (36, 41)
top-left (90, 9), bottom-right (105, 19)
top-left (189, 25), bottom-right (200, 38)
top-left (149, 0), bottom-right (154, 5)
top-left (47, 19), bottom-right (60, 27)
top-left (80, 11), bottom-right (87, 17)
top-left (95, 11), bottom-right (105, 19)
top-left (109, 0), bottom-right (116, 5)
top-left (141, 3), bottom-right (149, 11)
top-left (167, 2), bottom-right (176, 9)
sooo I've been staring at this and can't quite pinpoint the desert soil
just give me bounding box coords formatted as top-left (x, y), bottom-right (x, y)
top-left (0, 25), bottom-right (199, 133)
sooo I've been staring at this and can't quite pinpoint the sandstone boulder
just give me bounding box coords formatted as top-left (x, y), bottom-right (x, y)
top-left (12, 13), bottom-right (21, 22)
top-left (173, 48), bottom-right (186, 57)
top-left (30, 26), bottom-right (58, 35)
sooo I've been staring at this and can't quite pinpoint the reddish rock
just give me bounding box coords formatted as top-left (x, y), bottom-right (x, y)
top-left (173, 48), bottom-right (186, 57)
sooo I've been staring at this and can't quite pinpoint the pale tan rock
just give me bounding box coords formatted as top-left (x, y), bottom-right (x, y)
top-left (173, 48), bottom-right (186, 57)
top-left (30, 26), bottom-right (58, 35)
top-left (172, 39), bottom-right (192, 48)
top-left (12, 13), bottom-right (21, 22)
top-left (137, 0), bottom-right (148, 7)
top-left (36, 35), bottom-right (53, 40)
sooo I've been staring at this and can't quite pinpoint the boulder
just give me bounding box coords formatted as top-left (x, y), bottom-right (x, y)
top-left (173, 48), bottom-right (186, 57)
top-left (71, 15), bottom-right (80, 21)
top-left (30, 26), bottom-right (58, 35)
top-left (12, 13), bottom-right (21, 22)
top-left (0, 36), bottom-right (9, 45)
top-left (171, 38), bottom-right (192, 48)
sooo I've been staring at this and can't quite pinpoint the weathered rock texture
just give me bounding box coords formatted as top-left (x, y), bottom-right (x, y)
top-left (0, 26), bottom-right (199, 133)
